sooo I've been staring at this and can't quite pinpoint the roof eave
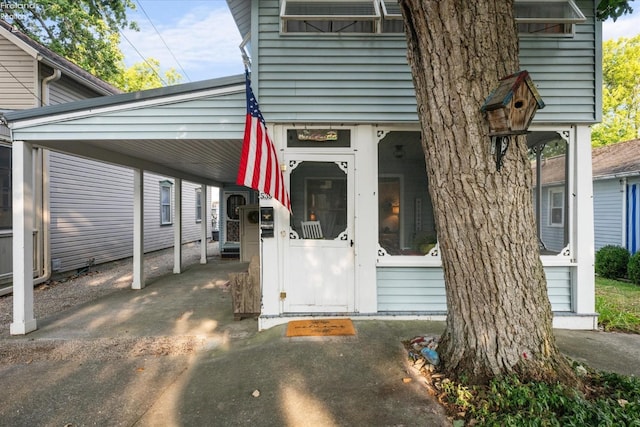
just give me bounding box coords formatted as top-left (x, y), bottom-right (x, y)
top-left (4, 74), bottom-right (246, 125)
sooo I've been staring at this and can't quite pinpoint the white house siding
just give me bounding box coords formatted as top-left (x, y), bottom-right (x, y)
top-left (255, 0), bottom-right (597, 124)
top-left (377, 266), bottom-right (572, 313)
top-left (49, 152), bottom-right (206, 273)
top-left (593, 178), bottom-right (624, 251)
top-left (0, 35), bottom-right (37, 109)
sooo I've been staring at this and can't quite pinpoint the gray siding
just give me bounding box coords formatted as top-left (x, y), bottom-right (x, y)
top-left (10, 91), bottom-right (246, 141)
top-left (48, 75), bottom-right (103, 105)
top-left (593, 178), bottom-right (624, 250)
top-left (0, 35), bottom-right (37, 109)
top-left (256, 0), bottom-right (597, 124)
top-left (377, 266), bottom-right (572, 312)
top-left (49, 152), bottom-right (206, 273)
top-left (520, 0), bottom-right (597, 123)
top-left (377, 267), bottom-right (447, 312)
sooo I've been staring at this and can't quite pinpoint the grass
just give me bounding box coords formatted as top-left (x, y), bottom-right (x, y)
top-left (595, 276), bottom-right (640, 334)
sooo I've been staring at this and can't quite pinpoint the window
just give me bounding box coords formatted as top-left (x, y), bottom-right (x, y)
top-left (377, 132), bottom-right (437, 256)
top-left (289, 161), bottom-right (347, 240)
top-left (380, 0), bottom-right (403, 33)
top-left (548, 188), bottom-right (564, 227)
top-left (160, 180), bottom-right (173, 225)
top-left (0, 144), bottom-right (10, 229)
top-left (280, 0), bottom-right (403, 34)
top-left (515, 0), bottom-right (586, 37)
top-left (195, 188), bottom-right (202, 223)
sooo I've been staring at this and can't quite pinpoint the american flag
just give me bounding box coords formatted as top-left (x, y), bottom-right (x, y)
top-left (236, 70), bottom-right (291, 211)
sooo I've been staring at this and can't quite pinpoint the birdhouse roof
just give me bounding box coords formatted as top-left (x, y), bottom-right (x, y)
top-left (481, 70), bottom-right (545, 112)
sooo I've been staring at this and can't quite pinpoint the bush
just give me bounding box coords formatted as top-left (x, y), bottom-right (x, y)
top-left (628, 252), bottom-right (640, 285)
top-left (595, 245), bottom-right (630, 279)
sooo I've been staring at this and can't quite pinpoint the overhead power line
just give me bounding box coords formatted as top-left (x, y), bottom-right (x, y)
top-left (118, 29), bottom-right (169, 87)
top-left (135, 0), bottom-right (192, 82)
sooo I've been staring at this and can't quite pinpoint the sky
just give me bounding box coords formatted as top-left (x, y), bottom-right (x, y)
top-left (121, 1), bottom-right (640, 85)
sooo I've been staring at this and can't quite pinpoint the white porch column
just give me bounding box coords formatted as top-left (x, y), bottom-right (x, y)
top-left (173, 178), bottom-right (182, 274)
top-left (11, 141), bottom-right (37, 335)
top-left (573, 125), bottom-right (596, 324)
top-left (200, 184), bottom-right (208, 264)
top-left (132, 168), bottom-right (145, 289)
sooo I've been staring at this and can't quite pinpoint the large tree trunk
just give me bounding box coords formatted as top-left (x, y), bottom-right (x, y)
top-left (399, 0), bottom-right (577, 385)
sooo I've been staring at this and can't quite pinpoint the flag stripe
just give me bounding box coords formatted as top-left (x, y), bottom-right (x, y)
top-left (236, 71), bottom-right (291, 211)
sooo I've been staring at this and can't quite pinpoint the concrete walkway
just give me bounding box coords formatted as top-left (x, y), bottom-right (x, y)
top-left (0, 257), bottom-right (638, 426)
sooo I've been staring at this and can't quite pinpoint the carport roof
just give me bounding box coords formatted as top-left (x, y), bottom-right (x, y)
top-left (3, 74), bottom-right (249, 187)
top-left (3, 74), bottom-right (245, 123)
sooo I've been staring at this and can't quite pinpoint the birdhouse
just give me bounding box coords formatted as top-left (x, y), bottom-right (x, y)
top-left (481, 70), bottom-right (545, 136)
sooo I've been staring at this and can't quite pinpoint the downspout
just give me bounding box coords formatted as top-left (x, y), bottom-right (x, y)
top-left (33, 68), bottom-right (61, 285)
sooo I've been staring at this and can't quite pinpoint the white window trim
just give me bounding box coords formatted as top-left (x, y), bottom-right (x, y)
top-left (195, 188), bottom-right (202, 223)
top-left (548, 187), bottom-right (565, 227)
top-left (160, 180), bottom-right (173, 226)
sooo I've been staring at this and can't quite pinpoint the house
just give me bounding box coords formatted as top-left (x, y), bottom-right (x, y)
top-left (0, 20), bottom-right (209, 295)
top-left (6, 0), bottom-right (599, 334)
top-left (592, 138), bottom-right (640, 254)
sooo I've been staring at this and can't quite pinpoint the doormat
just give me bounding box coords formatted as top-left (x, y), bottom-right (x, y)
top-left (285, 318), bottom-right (356, 337)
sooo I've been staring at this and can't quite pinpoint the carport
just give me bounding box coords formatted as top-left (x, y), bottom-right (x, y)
top-left (5, 75), bottom-right (247, 334)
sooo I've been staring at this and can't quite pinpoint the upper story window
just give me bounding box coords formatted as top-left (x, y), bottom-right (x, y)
top-left (515, 0), bottom-right (586, 37)
top-left (280, 0), bottom-right (403, 34)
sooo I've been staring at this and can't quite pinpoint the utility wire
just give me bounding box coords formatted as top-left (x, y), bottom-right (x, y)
top-left (135, 0), bottom-right (192, 82)
top-left (0, 61), bottom-right (44, 106)
top-left (118, 29), bottom-right (169, 87)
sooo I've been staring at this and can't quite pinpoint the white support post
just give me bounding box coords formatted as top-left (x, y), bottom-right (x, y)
top-left (132, 169), bottom-right (145, 289)
top-left (11, 141), bottom-right (37, 335)
top-left (173, 178), bottom-right (182, 274)
top-left (573, 125), bottom-right (596, 323)
top-left (200, 184), bottom-right (208, 264)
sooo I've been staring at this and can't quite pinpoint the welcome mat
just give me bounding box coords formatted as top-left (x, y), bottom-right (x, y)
top-left (285, 318), bottom-right (356, 337)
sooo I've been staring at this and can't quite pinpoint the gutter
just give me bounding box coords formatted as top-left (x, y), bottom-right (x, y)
top-left (31, 68), bottom-right (61, 286)
top-left (593, 171), bottom-right (640, 181)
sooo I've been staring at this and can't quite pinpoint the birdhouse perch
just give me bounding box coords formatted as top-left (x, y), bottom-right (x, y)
top-left (481, 70), bottom-right (545, 136)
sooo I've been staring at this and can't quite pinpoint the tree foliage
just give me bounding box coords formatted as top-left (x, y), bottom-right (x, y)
top-left (114, 58), bottom-right (182, 92)
top-left (592, 35), bottom-right (640, 147)
top-left (1, 0), bottom-right (136, 83)
top-left (597, 0), bottom-right (634, 21)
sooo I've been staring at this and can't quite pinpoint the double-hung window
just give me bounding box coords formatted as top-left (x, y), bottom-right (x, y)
top-left (195, 188), bottom-right (202, 223)
top-left (548, 188), bottom-right (564, 227)
top-left (160, 180), bottom-right (173, 225)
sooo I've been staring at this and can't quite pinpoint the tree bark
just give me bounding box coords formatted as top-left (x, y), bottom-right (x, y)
top-left (399, 0), bottom-right (577, 385)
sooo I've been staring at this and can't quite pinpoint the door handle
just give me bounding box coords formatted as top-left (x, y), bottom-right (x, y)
top-left (350, 240), bottom-right (354, 247)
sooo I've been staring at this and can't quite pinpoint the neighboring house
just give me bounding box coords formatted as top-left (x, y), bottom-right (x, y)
top-left (6, 0), bottom-right (599, 334)
top-left (592, 138), bottom-right (640, 254)
top-left (0, 20), bottom-right (208, 294)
